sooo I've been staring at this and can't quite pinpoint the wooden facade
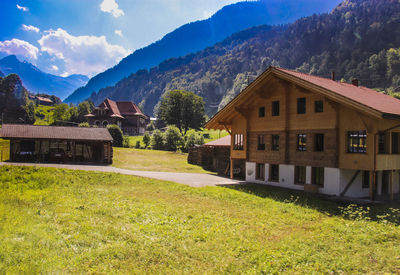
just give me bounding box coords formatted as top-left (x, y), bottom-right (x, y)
top-left (206, 67), bottom-right (400, 200)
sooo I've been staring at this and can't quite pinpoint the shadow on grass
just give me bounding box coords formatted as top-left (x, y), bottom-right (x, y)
top-left (220, 182), bottom-right (400, 225)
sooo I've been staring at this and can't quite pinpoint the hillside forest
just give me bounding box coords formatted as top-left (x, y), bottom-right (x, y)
top-left (89, 0), bottom-right (400, 117)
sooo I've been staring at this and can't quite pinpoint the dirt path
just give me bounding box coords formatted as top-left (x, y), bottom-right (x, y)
top-left (0, 162), bottom-right (241, 187)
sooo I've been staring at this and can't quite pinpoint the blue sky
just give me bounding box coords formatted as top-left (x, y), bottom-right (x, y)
top-left (0, 0), bottom-right (339, 78)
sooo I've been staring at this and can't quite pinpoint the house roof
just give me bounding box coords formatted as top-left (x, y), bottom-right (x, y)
top-left (36, 96), bottom-right (53, 103)
top-left (275, 67), bottom-right (400, 117)
top-left (206, 66), bottom-right (400, 130)
top-left (90, 98), bottom-right (148, 119)
top-left (0, 124), bottom-right (113, 141)
top-left (203, 135), bottom-right (231, 147)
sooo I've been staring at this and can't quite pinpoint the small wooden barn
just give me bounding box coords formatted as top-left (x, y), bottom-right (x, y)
top-left (0, 124), bottom-right (113, 164)
top-left (188, 135), bottom-right (231, 176)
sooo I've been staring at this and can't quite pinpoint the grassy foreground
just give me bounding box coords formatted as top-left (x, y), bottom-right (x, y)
top-left (0, 139), bottom-right (9, 162)
top-left (1, 166), bottom-right (400, 273)
top-left (113, 147), bottom-right (210, 173)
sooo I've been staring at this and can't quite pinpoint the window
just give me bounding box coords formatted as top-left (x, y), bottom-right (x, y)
top-left (392, 132), bottom-right (399, 154)
top-left (256, 163), bottom-right (265, 180)
top-left (312, 167), bottom-right (324, 187)
top-left (258, 135), bottom-right (265, 150)
top-left (272, 101), bottom-right (280, 116)
top-left (378, 132), bottom-right (386, 154)
top-left (347, 131), bottom-right (367, 153)
top-left (271, 135), bottom-right (280, 151)
top-left (258, 107), bottom-right (265, 118)
top-left (297, 134), bottom-right (307, 151)
top-left (314, 133), bottom-right (324, 152)
top-left (269, 164), bottom-right (279, 182)
top-left (297, 98), bottom-right (306, 114)
top-left (295, 166), bottom-right (306, 185)
top-left (362, 171), bottom-right (370, 189)
top-left (102, 120), bottom-right (109, 127)
top-left (315, 100), bottom-right (323, 113)
top-left (234, 134), bottom-right (244, 150)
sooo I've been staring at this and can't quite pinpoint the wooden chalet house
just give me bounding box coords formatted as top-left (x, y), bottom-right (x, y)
top-left (206, 67), bottom-right (400, 200)
top-left (86, 98), bottom-right (149, 136)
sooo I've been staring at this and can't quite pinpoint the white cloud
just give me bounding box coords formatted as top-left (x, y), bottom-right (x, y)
top-left (100, 0), bottom-right (124, 17)
top-left (114, 29), bottom-right (123, 37)
top-left (16, 4), bottom-right (28, 12)
top-left (0, 38), bottom-right (39, 60)
top-left (51, 65), bottom-right (59, 71)
top-left (22, 24), bottom-right (40, 33)
top-left (38, 28), bottom-right (130, 77)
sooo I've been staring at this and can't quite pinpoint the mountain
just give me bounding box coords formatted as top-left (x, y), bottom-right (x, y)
top-left (89, 0), bottom-right (400, 117)
top-left (65, 0), bottom-right (341, 104)
top-left (0, 70), bottom-right (3, 77)
top-left (0, 55), bottom-right (88, 100)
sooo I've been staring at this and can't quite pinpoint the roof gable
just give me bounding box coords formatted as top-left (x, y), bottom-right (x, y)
top-left (206, 67), bottom-right (400, 130)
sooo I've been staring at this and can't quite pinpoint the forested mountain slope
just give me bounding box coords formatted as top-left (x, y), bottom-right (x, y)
top-left (65, 0), bottom-right (340, 104)
top-left (91, 0), bottom-right (400, 116)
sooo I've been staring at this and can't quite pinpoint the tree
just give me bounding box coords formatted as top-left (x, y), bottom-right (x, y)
top-left (107, 124), bottom-right (123, 147)
top-left (52, 104), bottom-right (71, 125)
top-left (164, 126), bottom-right (183, 151)
top-left (77, 100), bottom-right (94, 122)
top-left (150, 130), bottom-right (164, 150)
top-left (157, 90), bottom-right (205, 135)
top-left (143, 132), bottom-right (151, 148)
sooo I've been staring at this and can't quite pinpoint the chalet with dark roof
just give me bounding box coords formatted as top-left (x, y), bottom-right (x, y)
top-left (206, 66), bottom-right (400, 200)
top-left (86, 98), bottom-right (150, 136)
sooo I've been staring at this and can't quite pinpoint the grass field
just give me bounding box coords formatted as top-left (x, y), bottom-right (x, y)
top-left (0, 139), bottom-right (9, 161)
top-left (0, 165), bottom-right (400, 273)
top-left (113, 147), bottom-right (209, 173)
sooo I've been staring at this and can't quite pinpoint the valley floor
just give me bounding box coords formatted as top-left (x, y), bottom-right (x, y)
top-left (0, 166), bottom-right (400, 273)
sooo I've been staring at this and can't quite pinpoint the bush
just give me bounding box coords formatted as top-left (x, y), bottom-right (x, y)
top-left (164, 126), bottom-right (183, 151)
top-left (78, 122), bottom-right (90, 127)
top-left (107, 124), bottom-right (123, 147)
top-left (151, 130), bottom-right (164, 150)
top-left (143, 132), bottom-right (151, 148)
top-left (135, 140), bottom-right (141, 149)
top-left (184, 133), bottom-right (197, 152)
top-left (123, 135), bottom-right (130, 148)
top-left (183, 132), bottom-right (205, 152)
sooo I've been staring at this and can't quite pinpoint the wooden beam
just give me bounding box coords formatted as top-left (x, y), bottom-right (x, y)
top-left (341, 170), bottom-right (361, 197)
top-left (218, 122), bottom-right (232, 135)
top-left (230, 158), bottom-right (234, 179)
top-left (390, 170), bottom-right (394, 200)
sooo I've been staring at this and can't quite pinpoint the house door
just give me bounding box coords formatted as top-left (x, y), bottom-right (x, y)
top-left (381, 171), bottom-right (390, 195)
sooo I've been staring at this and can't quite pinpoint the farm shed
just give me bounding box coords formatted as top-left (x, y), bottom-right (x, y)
top-left (188, 135), bottom-right (231, 176)
top-left (0, 124), bottom-right (113, 164)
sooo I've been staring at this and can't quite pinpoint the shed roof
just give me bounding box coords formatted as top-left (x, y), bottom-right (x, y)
top-left (0, 124), bottom-right (113, 141)
top-left (203, 135), bottom-right (231, 147)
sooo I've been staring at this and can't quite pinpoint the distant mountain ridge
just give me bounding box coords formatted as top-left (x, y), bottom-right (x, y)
top-left (0, 55), bottom-right (88, 100)
top-left (89, 0), bottom-right (400, 116)
top-left (65, 0), bottom-right (341, 104)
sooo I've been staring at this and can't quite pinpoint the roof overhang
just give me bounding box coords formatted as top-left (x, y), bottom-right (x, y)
top-left (205, 67), bottom-right (388, 130)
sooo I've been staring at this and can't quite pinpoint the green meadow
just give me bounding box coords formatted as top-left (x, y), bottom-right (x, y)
top-left (0, 165), bottom-right (400, 273)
